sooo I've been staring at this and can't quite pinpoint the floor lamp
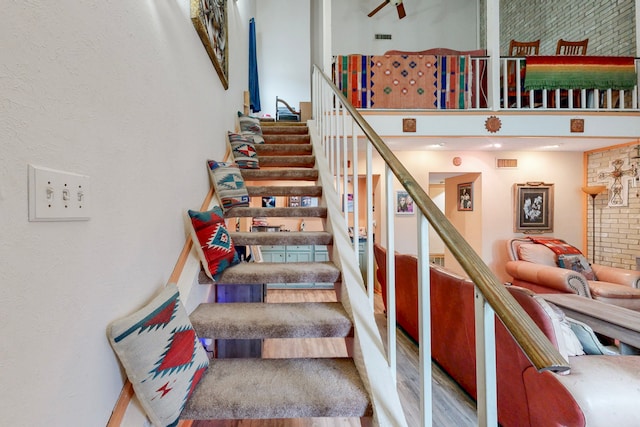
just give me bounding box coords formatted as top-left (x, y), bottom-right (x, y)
top-left (581, 185), bottom-right (607, 264)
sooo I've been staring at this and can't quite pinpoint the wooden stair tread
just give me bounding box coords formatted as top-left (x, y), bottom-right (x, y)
top-left (202, 261), bottom-right (340, 284)
top-left (190, 302), bottom-right (352, 339)
top-left (247, 185), bottom-right (322, 197)
top-left (181, 358), bottom-right (371, 420)
top-left (241, 169), bottom-right (318, 181)
top-left (230, 231), bottom-right (332, 245)
top-left (225, 206), bottom-right (327, 218)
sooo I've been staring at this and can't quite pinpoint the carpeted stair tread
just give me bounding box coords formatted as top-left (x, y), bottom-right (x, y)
top-left (247, 185), bottom-right (322, 197)
top-left (205, 261), bottom-right (340, 284)
top-left (190, 302), bottom-right (352, 339)
top-left (259, 155), bottom-right (316, 168)
top-left (255, 144), bottom-right (312, 156)
top-left (225, 206), bottom-right (327, 218)
top-left (230, 231), bottom-right (332, 245)
top-left (261, 125), bottom-right (309, 135)
top-left (263, 134), bottom-right (310, 144)
top-left (241, 169), bottom-right (318, 181)
top-left (181, 358), bottom-right (372, 420)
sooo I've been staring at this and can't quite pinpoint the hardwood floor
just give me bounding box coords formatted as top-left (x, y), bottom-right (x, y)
top-left (191, 289), bottom-right (477, 427)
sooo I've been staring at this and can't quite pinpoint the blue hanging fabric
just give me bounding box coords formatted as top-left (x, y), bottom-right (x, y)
top-left (248, 18), bottom-right (261, 112)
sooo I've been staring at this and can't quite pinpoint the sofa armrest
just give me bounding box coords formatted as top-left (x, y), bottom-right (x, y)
top-left (553, 356), bottom-right (640, 427)
top-left (591, 264), bottom-right (640, 288)
top-left (505, 261), bottom-right (591, 297)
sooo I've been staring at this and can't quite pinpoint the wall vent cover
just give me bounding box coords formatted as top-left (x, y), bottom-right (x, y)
top-left (496, 158), bottom-right (518, 168)
top-left (375, 34), bottom-right (392, 40)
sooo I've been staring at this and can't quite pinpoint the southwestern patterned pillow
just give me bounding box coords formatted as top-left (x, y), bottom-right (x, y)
top-left (237, 112), bottom-right (264, 144)
top-left (108, 284), bottom-right (209, 427)
top-left (558, 254), bottom-right (598, 281)
top-left (187, 206), bottom-right (239, 280)
top-left (227, 132), bottom-right (259, 169)
top-left (207, 160), bottom-right (250, 211)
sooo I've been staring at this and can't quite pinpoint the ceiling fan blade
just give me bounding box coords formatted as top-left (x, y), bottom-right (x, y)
top-left (396, 2), bottom-right (406, 19)
top-left (368, 0), bottom-right (390, 18)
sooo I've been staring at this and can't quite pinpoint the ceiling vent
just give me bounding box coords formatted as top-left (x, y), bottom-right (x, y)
top-left (496, 158), bottom-right (518, 168)
top-left (375, 34), bottom-right (392, 40)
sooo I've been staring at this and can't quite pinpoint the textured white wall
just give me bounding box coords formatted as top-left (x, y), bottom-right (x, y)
top-left (0, 0), bottom-right (254, 425)
top-left (332, 0), bottom-right (479, 55)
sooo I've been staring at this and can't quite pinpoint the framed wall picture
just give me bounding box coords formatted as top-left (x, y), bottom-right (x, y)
top-left (190, 0), bottom-right (229, 89)
top-left (514, 182), bottom-right (554, 233)
top-left (457, 182), bottom-right (473, 211)
top-left (301, 196), bottom-right (318, 207)
top-left (261, 196), bottom-right (276, 208)
top-left (396, 190), bottom-right (414, 215)
top-left (288, 196), bottom-right (300, 207)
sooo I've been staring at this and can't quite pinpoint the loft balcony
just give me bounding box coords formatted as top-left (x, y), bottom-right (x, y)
top-left (332, 54), bottom-right (640, 147)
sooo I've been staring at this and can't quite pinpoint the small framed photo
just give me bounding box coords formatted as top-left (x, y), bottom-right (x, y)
top-left (288, 196), bottom-right (300, 207)
top-left (457, 182), bottom-right (473, 211)
top-left (262, 196), bottom-right (276, 208)
top-left (301, 196), bottom-right (317, 207)
top-left (514, 182), bottom-right (554, 233)
top-left (396, 190), bottom-right (414, 215)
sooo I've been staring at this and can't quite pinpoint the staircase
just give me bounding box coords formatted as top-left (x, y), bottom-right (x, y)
top-left (181, 123), bottom-right (382, 425)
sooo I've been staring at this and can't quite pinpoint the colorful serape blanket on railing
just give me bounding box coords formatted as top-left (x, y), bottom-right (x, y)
top-left (524, 56), bottom-right (638, 90)
top-left (333, 54), bottom-right (471, 109)
top-left (334, 55), bottom-right (372, 108)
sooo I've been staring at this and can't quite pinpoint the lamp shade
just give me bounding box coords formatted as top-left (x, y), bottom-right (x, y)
top-left (581, 185), bottom-right (607, 196)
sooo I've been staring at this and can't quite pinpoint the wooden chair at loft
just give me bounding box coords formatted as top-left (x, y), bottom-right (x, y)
top-left (556, 38), bottom-right (589, 55)
top-left (506, 39), bottom-right (540, 107)
top-left (553, 38), bottom-right (589, 107)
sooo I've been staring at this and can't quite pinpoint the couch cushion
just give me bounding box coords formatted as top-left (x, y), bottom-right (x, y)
top-left (518, 243), bottom-right (557, 266)
top-left (108, 284), bottom-right (209, 427)
top-left (533, 296), bottom-right (585, 365)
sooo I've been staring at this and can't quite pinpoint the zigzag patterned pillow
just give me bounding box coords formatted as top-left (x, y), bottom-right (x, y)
top-left (227, 132), bottom-right (259, 169)
top-left (188, 206), bottom-right (239, 280)
top-left (237, 112), bottom-right (264, 144)
top-left (207, 160), bottom-right (250, 211)
top-left (108, 284), bottom-right (209, 427)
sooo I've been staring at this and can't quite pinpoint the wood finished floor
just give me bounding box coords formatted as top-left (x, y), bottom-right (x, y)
top-left (191, 289), bottom-right (477, 427)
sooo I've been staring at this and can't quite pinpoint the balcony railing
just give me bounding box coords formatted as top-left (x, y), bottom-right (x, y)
top-left (333, 55), bottom-right (640, 112)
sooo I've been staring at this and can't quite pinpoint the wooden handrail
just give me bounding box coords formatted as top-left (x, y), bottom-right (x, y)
top-left (313, 64), bottom-right (569, 373)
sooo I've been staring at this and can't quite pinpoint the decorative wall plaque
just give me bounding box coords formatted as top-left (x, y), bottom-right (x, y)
top-left (485, 115), bottom-right (501, 133)
top-left (403, 118), bottom-right (417, 133)
top-left (570, 118), bottom-right (584, 133)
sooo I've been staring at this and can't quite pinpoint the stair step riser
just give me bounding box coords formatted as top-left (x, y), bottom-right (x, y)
top-left (255, 144), bottom-right (312, 156)
top-left (262, 125), bottom-right (309, 135)
top-left (263, 135), bottom-right (310, 144)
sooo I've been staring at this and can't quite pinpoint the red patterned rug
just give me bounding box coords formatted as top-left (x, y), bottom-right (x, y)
top-left (370, 55), bottom-right (438, 109)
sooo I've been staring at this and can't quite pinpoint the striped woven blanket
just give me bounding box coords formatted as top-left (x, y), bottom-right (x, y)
top-left (524, 56), bottom-right (637, 90)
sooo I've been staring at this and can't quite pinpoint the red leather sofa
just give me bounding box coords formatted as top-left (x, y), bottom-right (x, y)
top-left (373, 243), bottom-right (640, 427)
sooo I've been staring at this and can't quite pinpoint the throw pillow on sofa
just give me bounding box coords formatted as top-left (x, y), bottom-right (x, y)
top-left (558, 254), bottom-right (598, 281)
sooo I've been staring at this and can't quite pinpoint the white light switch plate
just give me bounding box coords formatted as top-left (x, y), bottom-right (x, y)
top-left (28, 164), bottom-right (91, 221)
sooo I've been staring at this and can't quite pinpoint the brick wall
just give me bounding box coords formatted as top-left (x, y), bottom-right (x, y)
top-left (585, 145), bottom-right (640, 270)
top-left (478, 0), bottom-right (637, 56)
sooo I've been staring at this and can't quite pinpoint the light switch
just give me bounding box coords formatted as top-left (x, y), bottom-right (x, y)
top-left (28, 165), bottom-right (91, 221)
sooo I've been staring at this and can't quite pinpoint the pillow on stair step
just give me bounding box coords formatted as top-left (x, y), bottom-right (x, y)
top-left (237, 112), bottom-right (264, 144)
top-left (188, 206), bottom-right (240, 281)
top-left (207, 160), bottom-right (250, 211)
top-left (227, 132), bottom-right (259, 169)
top-left (107, 284), bottom-right (209, 427)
